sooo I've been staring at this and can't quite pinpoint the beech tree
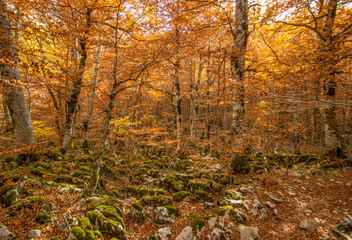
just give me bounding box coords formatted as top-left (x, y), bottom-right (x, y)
top-left (0, 0), bottom-right (35, 144)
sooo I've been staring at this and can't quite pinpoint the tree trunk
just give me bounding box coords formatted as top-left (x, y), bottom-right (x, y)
top-left (62, 6), bottom-right (92, 150)
top-left (231, 0), bottom-right (248, 144)
top-left (82, 43), bottom-right (102, 148)
top-left (174, 25), bottom-right (182, 151)
top-left (190, 54), bottom-right (203, 143)
top-left (0, 0), bottom-right (35, 144)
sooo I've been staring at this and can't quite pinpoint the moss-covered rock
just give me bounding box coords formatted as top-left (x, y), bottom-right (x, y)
top-left (210, 182), bottom-right (224, 193)
top-left (79, 217), bottom-right (93, 231)
top-left (87, 210), bottom-right (126, 238)
top-left (35, 214), bottom-right (52, 223)
top-left (188, 180), bottom-right (210, 192)
top-left (123, 185), bottom-right (166, 197)
top-left (53, 175), bottom-right (86, 188)
top-left (30, 166), bottom-right (53, 177)
top-left (162, 205), bottom-right (180, 217)
top-left (141, 195), bottom-right (173, 207)
top-left (72, 170), bottom-right (91, 179)
top-left (214, 208), bottom-right (226, 216)
top-left (172, 191), bottom-right (193, 202)
top-left (230, 155), bottom-right (251, 174)
top-left (194, 190), bottom-right (212, 202)
top-left (191, 216), bottom-right (205, 232)
top-left (35, 162), bottom-right (53, 171)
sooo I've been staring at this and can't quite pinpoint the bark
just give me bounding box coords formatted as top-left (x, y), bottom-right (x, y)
top-left (2, 89), bottom-right (12, 130)
top-left (190, 54), bottom-right (203, 143)
top-left (0, 0), bottom-right (35, 144)
top-left (231, 0), bottom-right (249, 141)
top-left (82, 44), bottom-right (102, 146)
top-left (174, 25), bottom-right (182, 151)
top-left (62, 6), bottom-right (93, 150)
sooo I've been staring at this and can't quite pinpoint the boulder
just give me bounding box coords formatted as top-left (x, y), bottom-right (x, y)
top-left (176, 226), bottom-right (193, 240)
top-left (150, 227), bottom-right (172, 240)
top-left (154, 207), bottom-right (173, 224)
top-left (0, 225), bottom-right (15, 240)
top-left (299, 220), bottom-right (317, 231)
top-left (209, 228), bottom-right (228, 240)
top-left (28, 230), bottom-right (41, 239)
top-left (237, 224), bottom-right (258, 240)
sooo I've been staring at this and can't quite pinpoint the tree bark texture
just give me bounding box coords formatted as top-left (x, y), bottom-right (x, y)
top-left (0, 0), bottom-right (35, 144)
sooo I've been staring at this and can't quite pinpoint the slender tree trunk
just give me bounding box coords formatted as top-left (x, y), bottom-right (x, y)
top-left (0, 0), bottom-right (35, 144)
top-left (82, 43), bottom-right (102, 148)
top-left (205, 47), bottom-right (212, 153)
top-left (2, 89), bottom-right (12, 130)
top-left (62, 6), bottom-right (93, 150)
top-left (231, 0), bottom-right (248, 146)
top-left (190, 54), bottom-right (203, 143)
top-left (174, 25), bottom-right (182, 151)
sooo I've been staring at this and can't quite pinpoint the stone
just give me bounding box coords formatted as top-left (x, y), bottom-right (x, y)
top-left (154, 207), bottom-right (173, 224)
top-left (0, 225), bottom-right (15, 240)
top-left (209, 228), bottom-right (228, 240)
top-left (28, 230), bottom-right (41, 239)
top-left (269, 196), bottom-right (284, 204)
top-left (151, 227), bottom-right (172, 240)
top-left (130, 200), bottom-right (145, 222)
top-left (263, 201), bottom-right (276, 210)
top-left (299, 220), bottom-right (317, 231)
top-left (208, 217), bottom-right (217, 230)
top-left (237, 224), bottom-right (258, 240)
top-left (230, 209), bottom-right (247, 224)
top-left (176, 226), bottom-right (193, 240)
top-left (227, 199), bottom-right (243, 208)
top-left (259, 208), bottom-right (268, 221)
top-left (204, 202), bottom-right (215, 209)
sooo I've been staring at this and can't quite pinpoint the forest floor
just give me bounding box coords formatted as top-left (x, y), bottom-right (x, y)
top-left (0, 143), bottom-right (352, 240)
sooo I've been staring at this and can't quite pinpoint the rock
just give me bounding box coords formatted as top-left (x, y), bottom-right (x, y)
top-left (299, 220), bottom-right (317, 231)
top-left (259, 208), bottom-right (268, 221)
top-left (154, 207), bottom-right (173, 224)
top-left (0, 225), bottom-right (15, 240)
top-left (227, 199), bottom-right (243, 208)
top-left (263, 201), bottom-right (276, 210)
top-left (237, 224), bottom-right (258, 240)
top-left (249, 198), bottom-right (262, 217)
top-left (28, 230), bottom-right (41, 239)
top-left (209, 228), bottom-right (228, 240)
top-left (336, 215), bottom-right (352, 232)
top-left (87, 209), bottom-right (126, 238)
top-left (204, 202), bottom-right (215, 209)
top-left (130, 200), bottom-right (145, 222)
top-left (176, 226), bottom-right (193, 240)
top-left (230, 209), bottom-right (247, 224)
top-left (208, 217), bottom-right (217, 230)
top-left (269, 196), bottom-right (284, 204)
top-left (151, 227), bottom-right (172, 240)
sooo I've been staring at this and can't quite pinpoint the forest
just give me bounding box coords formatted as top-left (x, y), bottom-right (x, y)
top-left (0, 0), bottom-right (352, 239)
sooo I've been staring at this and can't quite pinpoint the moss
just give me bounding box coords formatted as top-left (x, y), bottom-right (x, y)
top-left (234, 178), bottom-right (244, 185)
top-left (30, 166), bottom-right (53, 177)
top-left (131, 200), bottom-right (144, 211)
top-left (230, 155), bottom-right (251, 174)
top-left (87, 210), bottom-right (126, 238)
top-left (171, 180), bottom-right (186, 192)
top-left (78, 217), bottom-right (93, 231)
top-left (211, 182), bottom-right (223, 193)
top-left (109, 189), bottom-right (122, 199)
top-left (35, 214), bottom-right (52, 223)
top-left (0, 184), bottom-right (15, 196)
top-left (194, 190), bottom-right (212, 202)
top-left (172, 191), bottom-right (193, 202)
top-left (53, 175), bottom-right (86, 188)
top-left (141, 195), bottom-right (172, 207)
top-left (72, 226), bottom-right (86, 240)
top-left (188, 180), bottom-right (210, 191)
top-left (98, 205), bottom-right (125, 228)
top-left (191, 216), bottom-right (205, 232)
top-left (35, 162), bottom-right (53, 171)
top-left (72, 170), bottom-right (91, 178)
top-left (93, 230), bottom-right (104, 239)
top-left (162, 205), bottom-right (180, 217)
top-left (214, 208), bottom-right (226, 216)
top-left (4, 189), bottom-right (18, 206)
top-left (50, 237), bottom-right (59, 240)
top-left (296, 154), bottom-right (318, 163)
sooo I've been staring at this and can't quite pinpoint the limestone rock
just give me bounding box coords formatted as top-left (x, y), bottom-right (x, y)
top-left (208, 217), bottom-right (217, 230)
top-left (259, 208), bottom-right (268, 221)
top-left (176, 226), bottom-right (193, 240)
top-left (299, 220), bottom-right (317, 231)
top-left (28, 230), bottom-right (41, 239)
top-left (0, 225), bottom-right (15, 240)
top-left (237, 224), bottom-right (258, 240)
top-left (230, 209), bottom-right (247, 224)
top-left (154, 207), bottom-right (173, 224)
top-left (151, 227), bottom-right (172, 240)
top-left (209, 228), bottom-right (228, 240)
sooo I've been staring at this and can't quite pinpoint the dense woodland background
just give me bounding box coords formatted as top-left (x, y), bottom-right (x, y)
top-left (1, 0), bottom-right (352, 157)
